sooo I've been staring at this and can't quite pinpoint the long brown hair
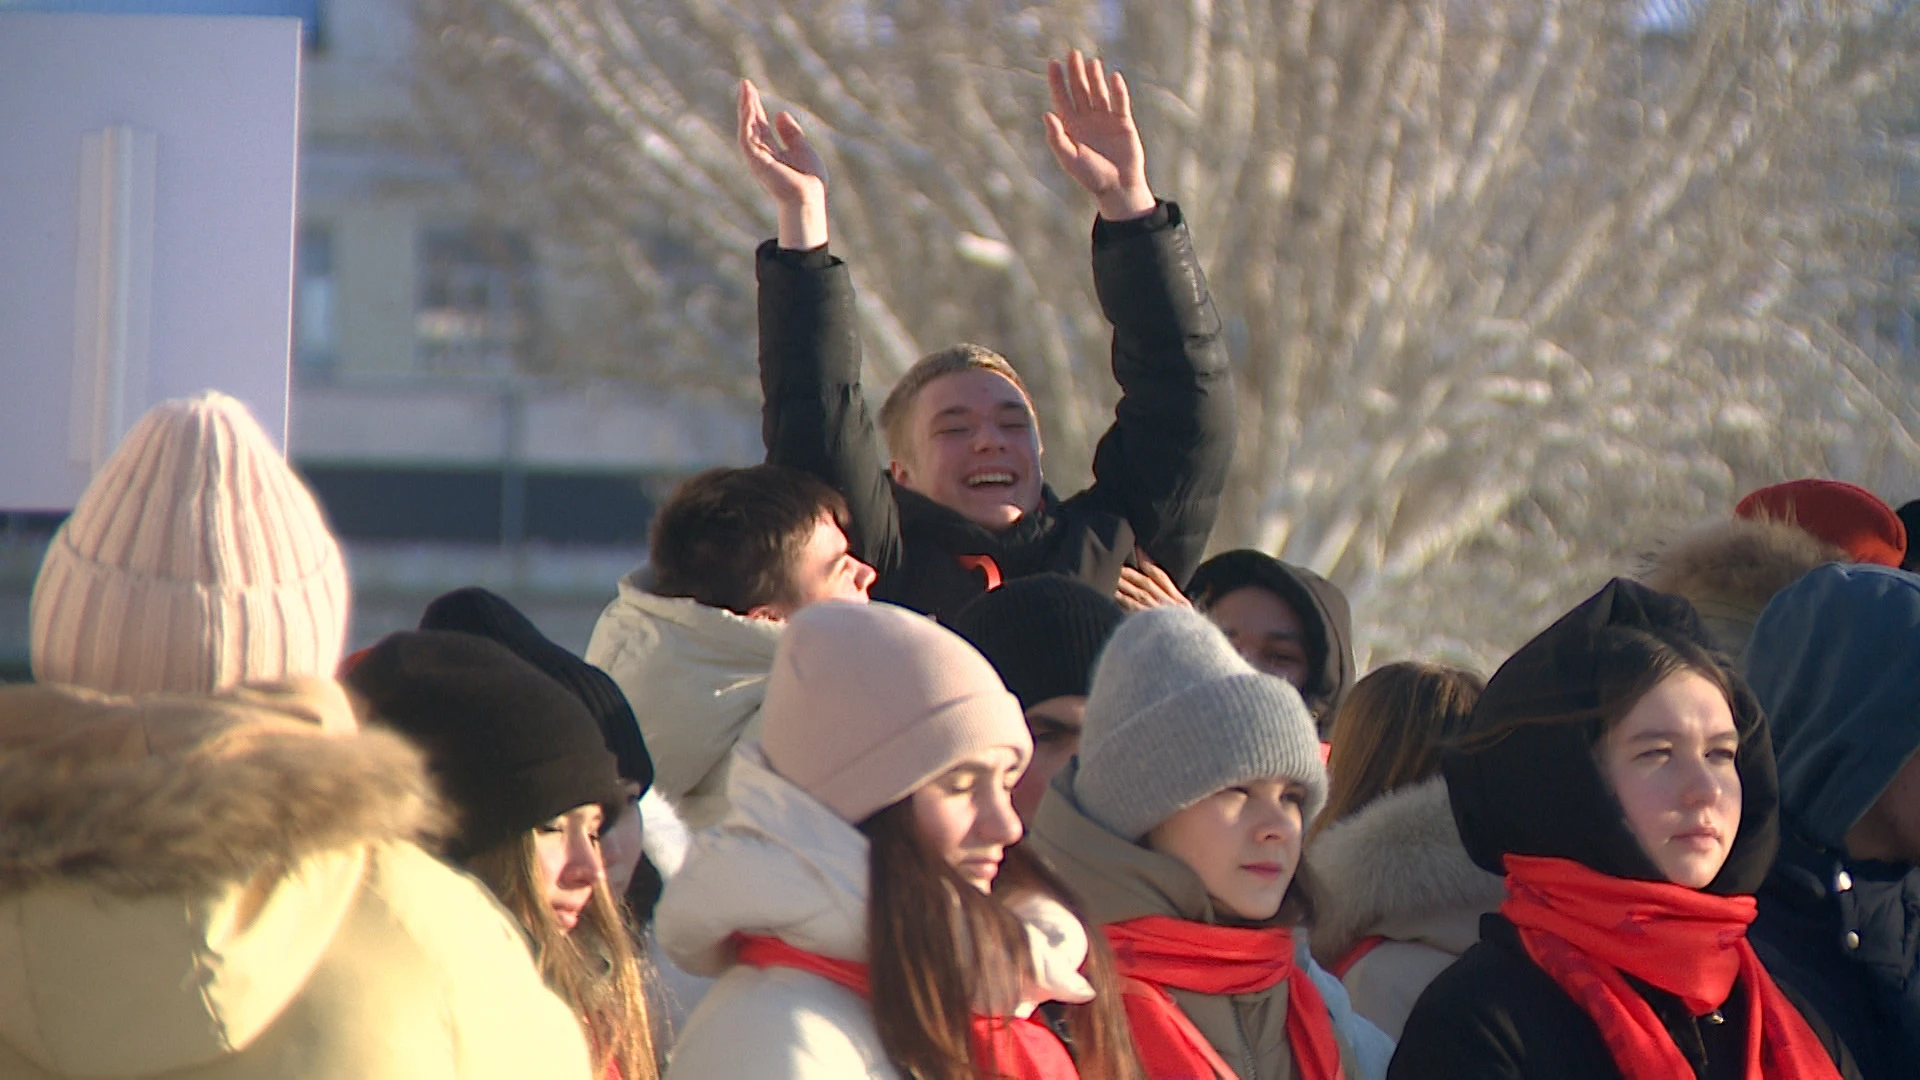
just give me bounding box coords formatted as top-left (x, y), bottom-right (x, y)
top-left (860, 802), bottom-right (1143, 1080)
top-left (465, 831), bottom-right (658, 1080)
top-left (996, 846), bottom-right (1145, 1080)
top-left (1316, 662), bottom-right (1485, 836)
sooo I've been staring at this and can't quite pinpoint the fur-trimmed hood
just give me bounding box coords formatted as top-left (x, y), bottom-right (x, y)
top-left (1639, 516), bottom-right (1846, 661)
top-left (0, 678), bottom-right (440, 898)
top-left (1307, 777), bottom-right (1505, 967)
top-left (0, 677), bottom-right (448, 1077)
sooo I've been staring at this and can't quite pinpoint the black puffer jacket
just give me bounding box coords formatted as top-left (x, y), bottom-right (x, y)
top-left (1392, 915), bottom-right (1856, 1080)
top-left (1387, 579), bottom-right (1858, 1080)
top-left (757, 202), bottom-right (1235, 623)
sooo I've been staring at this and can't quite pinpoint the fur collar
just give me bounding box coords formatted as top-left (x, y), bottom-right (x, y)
top-left (1640, 517), bottom-right (1845, 615)
top-left (0, 678), bottom-right (442, 898)
top-left (1307, 777), bottom-right (1504, 962)
top-left (639, 786), bottom-right (693, 879)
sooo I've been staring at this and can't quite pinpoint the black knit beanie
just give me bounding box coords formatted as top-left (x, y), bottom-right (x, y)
top-left (346, 629), bottom-right (629, 862)
top-left (949, 574), bottom-right (1125, 709)
top-left (419, 586), bottom-right (654, 793)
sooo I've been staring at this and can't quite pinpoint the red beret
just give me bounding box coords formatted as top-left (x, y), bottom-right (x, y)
top-left (1735, 479), bottom-right (1907, 567)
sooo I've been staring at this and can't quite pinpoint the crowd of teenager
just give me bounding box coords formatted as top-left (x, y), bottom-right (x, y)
top-left (2, 48), bottom-right (1917, 1080)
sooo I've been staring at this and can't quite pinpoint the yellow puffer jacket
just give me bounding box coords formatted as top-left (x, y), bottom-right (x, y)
top-left (0, 678), bottom-right (592, 1080)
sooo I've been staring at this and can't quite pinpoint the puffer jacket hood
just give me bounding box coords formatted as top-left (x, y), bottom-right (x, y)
top-left (1188, 549), bottom-right (1355, 732)
top-left (1639, 515), bottom-right (1847, 662)
top-left (0, 677), bottom-right (591, 1080)
top-left (1307, 776), bottom-right (1505, 968)
top-left (654, 742), bottom-right (869, 977)
top-left (1744, 563), bottom-right (1920, 849)
top-left (586, 574), bottom-right (782, 830)
top-left (1445, 577), bottom-right (1781, 895)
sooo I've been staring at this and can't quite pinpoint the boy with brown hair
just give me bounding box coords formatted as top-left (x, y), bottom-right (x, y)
top-left (741, 50), bottom-right (1236, 622)
top-left (586, 464), bottom-right (873, 830)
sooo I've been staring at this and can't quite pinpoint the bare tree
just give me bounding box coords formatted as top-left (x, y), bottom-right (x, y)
top-left (414, 0), bottom-right (1920, 664)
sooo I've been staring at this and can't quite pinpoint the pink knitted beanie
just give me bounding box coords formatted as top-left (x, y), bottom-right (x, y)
top-left (30, 392), bottom-right (350, 695)
top-left (759, 601), bottom-right (1030, 823)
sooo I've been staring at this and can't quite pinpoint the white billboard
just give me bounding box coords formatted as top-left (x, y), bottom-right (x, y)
top-left (0, 13), bottom-right (301, 510)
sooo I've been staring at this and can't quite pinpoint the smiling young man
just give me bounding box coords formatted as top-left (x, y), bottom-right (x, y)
top-left (739, 50), bottom-right (1235, 621)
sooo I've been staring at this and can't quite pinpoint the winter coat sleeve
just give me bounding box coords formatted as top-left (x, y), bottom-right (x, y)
top-left (1066, 202), bottom-right (1236, 587)
top-left (756, 241), bottom-right (905, 583)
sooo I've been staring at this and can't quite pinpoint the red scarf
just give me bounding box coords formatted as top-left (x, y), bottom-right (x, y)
top-left (1103, 917), bottom-right (1345, 1080)
top-left (1501, 855), bottom-right (1842, 1080)
top-left (732, 934), bottom-right (1080, 1079)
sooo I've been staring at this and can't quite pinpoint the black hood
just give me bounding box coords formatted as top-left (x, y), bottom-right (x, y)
top-left (1443, 578), bottom-right (1779, 896)
top-left (1188, 549), bottom-right (1355, 732)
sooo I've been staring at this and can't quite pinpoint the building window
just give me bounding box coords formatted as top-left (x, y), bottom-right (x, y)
top-left (294, 223), bottom-right (338, 377)
top-left (415, 227), bottom-right (538, 375)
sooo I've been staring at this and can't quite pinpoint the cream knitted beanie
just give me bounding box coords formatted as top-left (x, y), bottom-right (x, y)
top-left (30, 391), bottom-right (350, 695)
top-left (1074, 606), bottom-right (1325, 841)
top-left (759, 601), bottom-right (1031, 824)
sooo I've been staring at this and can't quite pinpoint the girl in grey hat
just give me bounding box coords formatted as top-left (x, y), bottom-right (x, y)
top-left (1027, 607), bottom-right (1364, 1080)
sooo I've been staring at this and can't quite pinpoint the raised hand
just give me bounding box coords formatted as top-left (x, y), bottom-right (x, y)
top-left (1115, 555), bottom-right (1194, 612)
top-left (737, 79), bottom-right (829, 250)
top-left (1044, 50), bottom-right (1156, 221)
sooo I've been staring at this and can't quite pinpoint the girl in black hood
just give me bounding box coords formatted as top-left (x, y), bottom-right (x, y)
top-left (1387, 579), bottom-right (1857, 1080)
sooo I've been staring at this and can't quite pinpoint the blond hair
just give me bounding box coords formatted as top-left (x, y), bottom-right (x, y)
top-left (879, 343), bottom-right (1031, 464)
top-left (465, 832), bottom-right (659, 1079)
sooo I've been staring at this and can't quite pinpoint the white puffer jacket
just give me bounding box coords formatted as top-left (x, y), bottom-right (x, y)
top-left (585, 575), bottom-right (782, 831)
top-left (655, 744), bottom-right (1092, 1079)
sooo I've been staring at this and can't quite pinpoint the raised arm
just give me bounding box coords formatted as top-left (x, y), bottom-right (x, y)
top-left (738, 80), bottom-right (828, 251)
top-left (1045, 52), bottom-right (1236, 586)
top-left (739, 80), bottom-right (904, 581)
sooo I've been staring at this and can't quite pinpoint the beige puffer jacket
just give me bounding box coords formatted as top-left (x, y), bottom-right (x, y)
top-left (586, 574), bottom-right (782, 830)
top-left (0, 678), bottom-right (591, 1080)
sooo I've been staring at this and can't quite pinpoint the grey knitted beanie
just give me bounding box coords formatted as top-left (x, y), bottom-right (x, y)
top-left (1074, 606), bottom-right (1325, 841)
